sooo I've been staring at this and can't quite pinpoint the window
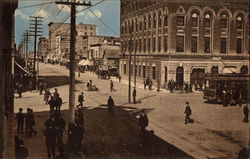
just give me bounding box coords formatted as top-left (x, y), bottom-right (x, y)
top-left (236, 16), bottom-right (243, 29)
top-left (158, 37), bottom-right (161, 52)
top-left (152, 37), bottom-right (156, 52)
top-left (204, 14), bottom-right (211, 28)
top-left (124, 64), bottom-right (126, 74)
top-left (204, 37), bottom-right (211, 53)
top-left (139, 39), bottom-right (141, 52)
top-left (143, 66), bottom-right (146, 78)
top-left (144, 17), bottom-right (147, 30)
top-left (139, 66), bottom-right (141, 77)
top-left (177, 16), bottom-right (184, 26)
top-left (176, 36), bottom-right (184, 52)
top-left (153, 13), bottom-right (157, 28)
top-left (148, 37), bottom-right (151, 51)
top-left (220, 19), bottom-right (228, 29)
top-left (148, 16), bottom-right (151, 29)
top-left (164, 16), bottom-right (168, 26)
top-left (165, 67), bottom-right (167, 82)
top-left (164, 35), bottom-right (168, 52)
top-left (191, 36), bottom-right (197, 52)
top-left (144, 38), bottom-right (146, 52)
top-left (220, 38), bottom-right (227, 53)
top-left (191, 13), bottom-right (198, 27)
top-left (158, 12), bottom-right (162, 27)
top-left (236, 38), bottom-right (242, 54)
top-left (152, 67), bottom-right (156, 80)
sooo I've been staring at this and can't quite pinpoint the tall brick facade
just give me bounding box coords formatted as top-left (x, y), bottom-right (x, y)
top-left (120, 0), bottom-right (249, 88)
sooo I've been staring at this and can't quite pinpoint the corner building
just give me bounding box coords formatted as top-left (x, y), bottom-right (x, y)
top-left (120, 0), bottom-right (249, 88)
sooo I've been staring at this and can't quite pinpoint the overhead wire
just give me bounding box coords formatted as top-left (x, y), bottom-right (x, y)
top-left (88, 7), bottom-right (119, 37)
top-left (50, 0), bottom-right (105, 35)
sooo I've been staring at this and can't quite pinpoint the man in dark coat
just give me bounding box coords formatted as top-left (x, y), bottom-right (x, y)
top-left (243, 104), bottom-right (249, 123)
top-left (27, 109), bottom-right (37, 137)
top-left (55, 95), bottom-right (63, 112)
top-left (25, 108), bottom-right (30, 134)
top-left (107, 96), bottom-right (114, 115)
top-left (132, 87), bottom-right (137, 104)
top-left (77, 92), bottom-right (84, 108)
top-left (44, 126), bottom-right (57, 159)
top-left (45, 116), bottom-right (55, 128)
top-left (16, 108), bottom-right (25, 134)
top-left (48, 98), bottom-right (56, 116)
top-left (15, 139), bottom-right (29, 159)
top-left (17, 84), bottom-right (23, 98)
top-left (184, 102), bottom-right (192, 124)
top-left (55, 112), bottom-right (66, 145)
top-left (110, 80), bottom-right (115, 92)
top-left (138, 110), bottom-right (148, 133)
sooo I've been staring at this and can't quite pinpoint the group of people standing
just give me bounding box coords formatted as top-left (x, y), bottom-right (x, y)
top-left (47, 88), bottom-right (63, 116)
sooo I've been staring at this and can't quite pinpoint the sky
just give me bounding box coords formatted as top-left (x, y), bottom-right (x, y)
top-left (15, 0), bottom-right (120, 48)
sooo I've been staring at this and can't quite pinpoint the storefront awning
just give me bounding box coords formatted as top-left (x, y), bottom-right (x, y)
top-left (15, 61), bottom-right (31, 75)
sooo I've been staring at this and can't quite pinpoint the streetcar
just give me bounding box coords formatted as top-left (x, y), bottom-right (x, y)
top-left (203, 73), bottom-right (250, 103)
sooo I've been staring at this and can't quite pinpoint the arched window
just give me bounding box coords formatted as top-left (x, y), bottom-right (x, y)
top-left (191, 12), bottom-right (198, 27)
top-left (144, 16), bottom-right (147, 30)
top-left (220, 11), bottom-right (229, 29)
top-left (236, 14), bottom-right (243, 29)
top-left (158, 11), bottom-right (162, 27)
top-left (148, 15), bottom-right (151, 29)
top-left (204, 13), bottom-right (211, 28)
top-left (153, 13), bottom-right (157, 28)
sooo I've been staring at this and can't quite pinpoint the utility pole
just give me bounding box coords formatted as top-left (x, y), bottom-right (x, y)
top-left (25, 31), bottom-right (31, 70)
top-left (128, 26), bottom-right (132, 103)
top-left (55, 0), bottom-right (91, 125)
top-left (29, 16), bottom-right (43, 90)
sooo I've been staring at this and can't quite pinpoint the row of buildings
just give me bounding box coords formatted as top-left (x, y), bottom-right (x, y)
top-left (38, 22), bottom-right (120, 70)
top-left (38, 0), bottom-right (249, 89)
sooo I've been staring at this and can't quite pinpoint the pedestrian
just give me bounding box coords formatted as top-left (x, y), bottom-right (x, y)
top-left (143, 79), bottom-right (147, 90)
top-left (77, 92), bottom-right (84, 108)
top-left (48, 98), bottom-right (56, 116)
top-left (107, 96), bottom-right (114, 115)
top-left (53, 88), bottom-right (59, 100)
top-left (55, 146), bottom-right (68, 159)
top-left (55, 112), bottom-right (66, 145)
top-left (44, 125), bottom-right (57, 159)
top-left (184, 102), bottom-right (192, 124)
top-left (39, 82), bottom-right (45, 95)
top-left (86, 81), bottom-right (90, 91)
top-left (118, 75), bottom-right (121, 82)
top-left (78, 69), bottom-right (81, 77)
top-left (17, 84), bottom-right (23, 98)
top-left (27, 109), bottom-right (37, 137)
top-left (16, 108), bottom-right (25, 134)
top-left (149, 80), bottom-right (153, 90)
top-left (55, 94), bottom-right (63, 112)
top-left (15, 139), bottom-right (29, 159)
top-left (243, 104), bottom-right (249, 123)
top-left (110, 80), bottom-right (115, 92)
top-left (74, 123), bottom-right (85, 152)
top-left (25, 108), bottom-right (30, 134)
top-left (138, 110), bottom-right (148, 133)
top-left (157, 83), bottom-right (160, 92)
top-left (44, 88), bottom-right (51, 105)
top-left (132, 87), bottom-right (137, 104)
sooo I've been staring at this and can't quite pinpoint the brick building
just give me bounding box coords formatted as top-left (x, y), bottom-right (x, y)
top-left (47, 22), bottom-right (97, 61)
top-left (120, 0), bottom-right (249, 88)
top-left (38, 37), bottom-right (48, 60)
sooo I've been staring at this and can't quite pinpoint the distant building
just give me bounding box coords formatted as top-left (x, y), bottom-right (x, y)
top-left (120, 0), bottom-right (249, 88)
top-left (38, 37), bottom-right (48, 60)
top-left (90, 37), bottom-right (120, 70)
top-left (47, 22), bottom-right (97, 61)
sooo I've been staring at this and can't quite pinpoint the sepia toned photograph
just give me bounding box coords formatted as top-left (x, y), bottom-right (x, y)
top-left (0, 0), bottom-right (249, 158)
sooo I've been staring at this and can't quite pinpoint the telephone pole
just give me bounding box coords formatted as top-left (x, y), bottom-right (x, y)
top-left (22, 30), bottom-right (31, 69)
top-left (55, 0), bottom-right (91, 124)
top-left (128, 27), bottom-right (132, 103)
top-left (29, 16), bottom-right (43, 90)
